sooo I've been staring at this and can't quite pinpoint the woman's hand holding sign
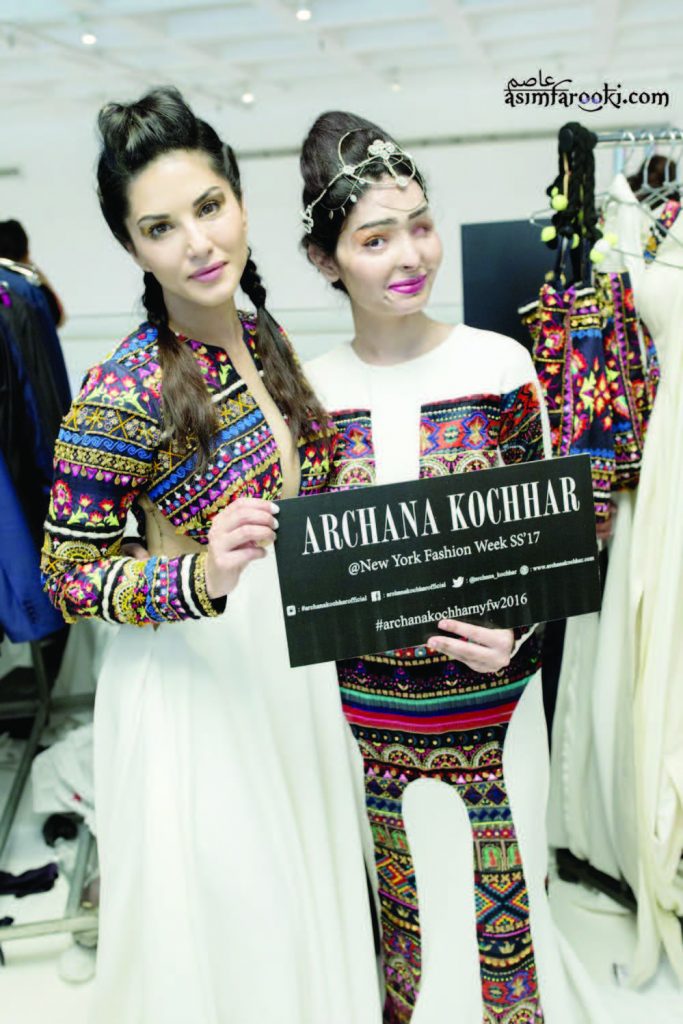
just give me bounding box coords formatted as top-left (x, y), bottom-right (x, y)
top-left (427, 619), bottom-right (515, 673)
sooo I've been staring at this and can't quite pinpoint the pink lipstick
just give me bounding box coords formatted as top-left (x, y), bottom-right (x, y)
top-left (190, 262), bottom-right (226, 283)
top-left (388, 274), bottom-right (427, 296)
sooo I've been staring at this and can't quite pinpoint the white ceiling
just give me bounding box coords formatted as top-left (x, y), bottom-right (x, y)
top-left (1, 0), bottom-right (682, 115)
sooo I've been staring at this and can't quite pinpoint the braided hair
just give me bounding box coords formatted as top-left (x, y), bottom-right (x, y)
top-left (544, 121), bottom-right (602, 283)
top-left (239, 253), bottom-right (326, 442)
top-left (97, 86), bottom-right (329, 468)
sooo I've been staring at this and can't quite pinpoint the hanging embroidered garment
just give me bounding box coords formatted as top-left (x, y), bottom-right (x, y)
top-left (520, 268), bottom-right (659, 520)
top-left (520, 284), bottom-right (615, 522)
top-left (593, 270), bottom-right (657, 490)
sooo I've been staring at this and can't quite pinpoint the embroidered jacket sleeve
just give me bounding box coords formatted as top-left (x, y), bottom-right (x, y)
top-left (41, 361), bottom-right (221, 626)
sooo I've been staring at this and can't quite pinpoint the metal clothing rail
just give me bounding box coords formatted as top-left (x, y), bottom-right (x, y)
top-left (0, 639), bottom-right (98, 956)
top-left (594, 127), bottom-right (683, 174)
top-left (595, 127), bottom-right (683, 145)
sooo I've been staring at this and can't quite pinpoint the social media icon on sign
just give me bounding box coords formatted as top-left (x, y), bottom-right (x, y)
top-left (286, 605), bottom-right (297, 616)
top-left (371, 591), bottom-right (382, 602)
top-left (452, 577), bottom-right (464, 588)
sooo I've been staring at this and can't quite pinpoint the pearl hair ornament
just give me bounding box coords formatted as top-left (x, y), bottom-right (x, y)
top-left (301, 132), bottom-right (419, 234)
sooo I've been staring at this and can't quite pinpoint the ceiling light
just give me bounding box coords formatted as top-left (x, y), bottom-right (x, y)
top-left (81, 32), bottom-right (97, 45)
top-left (241, 90), bottom-right (255, 105)
top-left (390, 80), bottom-right (402, 92)
top-left (296, 6), bottom-right (312, 20)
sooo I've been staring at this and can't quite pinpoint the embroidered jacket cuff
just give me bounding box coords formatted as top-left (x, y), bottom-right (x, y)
top-left (191, 552), bottom-right (227, 617)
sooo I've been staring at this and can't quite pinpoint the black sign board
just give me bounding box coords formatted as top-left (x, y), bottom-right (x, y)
top-left (275, 455), bottom-right (601, 667)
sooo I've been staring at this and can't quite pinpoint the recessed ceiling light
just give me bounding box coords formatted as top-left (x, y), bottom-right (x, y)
top-left (296, 6), bottom-right (312, 20)
top-left (241, 90), bottom-right (255, 105)
top-left (390, 80), bottom-right (402, 92)
top-left (81, 32), bottom-right (97, 45)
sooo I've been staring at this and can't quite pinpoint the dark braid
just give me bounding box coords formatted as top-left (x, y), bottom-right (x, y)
top-left (240, 254), bottom-right (331, 443)
top-left (544, 122), bottom-right (602, 283)
top-left (142, 272), bottom-right (219, 467)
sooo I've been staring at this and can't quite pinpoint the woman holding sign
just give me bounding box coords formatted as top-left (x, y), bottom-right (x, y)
top-left (300, 111), bottom-right (606, 1024)
top-left (40, 89), bottom-right (380, 1024)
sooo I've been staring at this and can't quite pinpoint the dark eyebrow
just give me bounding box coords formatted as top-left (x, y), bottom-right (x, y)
top-left (354, 204), bottom-right (430, 233)
top-left (136, 186), bottom-right (225, 227)
top-left (137, 211), bottom-right (170, 227)
top-left (193, 186), bottom-right (224, 208)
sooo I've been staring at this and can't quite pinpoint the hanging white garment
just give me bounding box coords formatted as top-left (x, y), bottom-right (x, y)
top-left (629, 207), bottom-right (683, 985)
top-left (548, 173), bottom-right (645, 888)
top-left (548, 172), bottom-right (683, 985)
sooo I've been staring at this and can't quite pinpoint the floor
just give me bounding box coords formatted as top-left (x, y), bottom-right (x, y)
top-left (1, 735), bottom-right (682, 1023)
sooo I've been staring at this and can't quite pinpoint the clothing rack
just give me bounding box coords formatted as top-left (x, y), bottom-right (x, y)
top-left (552, 123), bottom-right (683, 940)
top-left (595, 127), bottom-right (683, 174)
top-left (0, 260), bottom-right (98, 958)
top-left (0, 642), bottom-right (98, 954)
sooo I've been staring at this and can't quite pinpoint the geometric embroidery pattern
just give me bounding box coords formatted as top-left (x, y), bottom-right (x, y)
top-left (328, 409), bottom-right (376, 489)
top-left (337, 620), bottom-right (546, 1024)
top-left (42, 314), bottom-right (332, 626)
top-left (522, 272), bottom-right (659, 521)
top-left (331, 392), bottom-right (548, 1023)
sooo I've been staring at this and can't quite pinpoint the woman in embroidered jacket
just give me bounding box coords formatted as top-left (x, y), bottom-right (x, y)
top-left (299, 111), bottom-right (608, 1024)
top-left (40, 89), bottom-right (380, 1024)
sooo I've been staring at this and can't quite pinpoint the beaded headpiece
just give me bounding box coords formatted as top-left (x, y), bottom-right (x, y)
top-left (301, 131), bottom-right (419, 234)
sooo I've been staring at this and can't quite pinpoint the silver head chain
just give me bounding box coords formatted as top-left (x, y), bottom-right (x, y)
top-left (301, 133), bottom-right (419, 234)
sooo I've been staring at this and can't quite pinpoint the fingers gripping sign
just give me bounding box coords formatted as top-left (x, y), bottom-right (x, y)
top-left (205, 497), bottom-right (280, 600)
top-left (427, 618), bottom-right (515, 673)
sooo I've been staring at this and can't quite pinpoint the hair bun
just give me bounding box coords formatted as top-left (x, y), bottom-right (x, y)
top-left (97, 87), bottom-right (196, 163)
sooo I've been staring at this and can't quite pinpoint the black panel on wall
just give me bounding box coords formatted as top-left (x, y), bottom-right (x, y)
top-left (461, 217), bottom-right (565, 743)
top-left (461, 219), bottom-right (552, 352)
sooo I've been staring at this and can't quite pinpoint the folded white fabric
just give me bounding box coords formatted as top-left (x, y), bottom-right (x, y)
top-left (32, 722), bottom-right (95, 832)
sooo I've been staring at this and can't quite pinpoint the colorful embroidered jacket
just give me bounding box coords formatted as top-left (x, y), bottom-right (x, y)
top-left (41, 315), bottom-right (331, 626)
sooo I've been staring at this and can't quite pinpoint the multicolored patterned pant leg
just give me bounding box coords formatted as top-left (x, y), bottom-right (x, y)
top-left (355, 724), bottom-right (544, 1024)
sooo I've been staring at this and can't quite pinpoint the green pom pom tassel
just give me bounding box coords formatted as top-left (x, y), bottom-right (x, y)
top-left (571, 233), bottom-right (580, 249)
top-left (541, 225), bottom-right (557, 243)
top-left (550, 186), bottom-right (559, 197)
top-left (589, 247), bottom-right (606, 264)
top-left (551, 194), bottom-right (568, 212)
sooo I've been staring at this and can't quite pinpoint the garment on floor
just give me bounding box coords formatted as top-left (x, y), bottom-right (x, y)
top-left (0, 862), bottom-right (58, 898)
top-left (307, 326), bottom-right (608, 1024)
top-left (32, 723), bottom-right (95, 831)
